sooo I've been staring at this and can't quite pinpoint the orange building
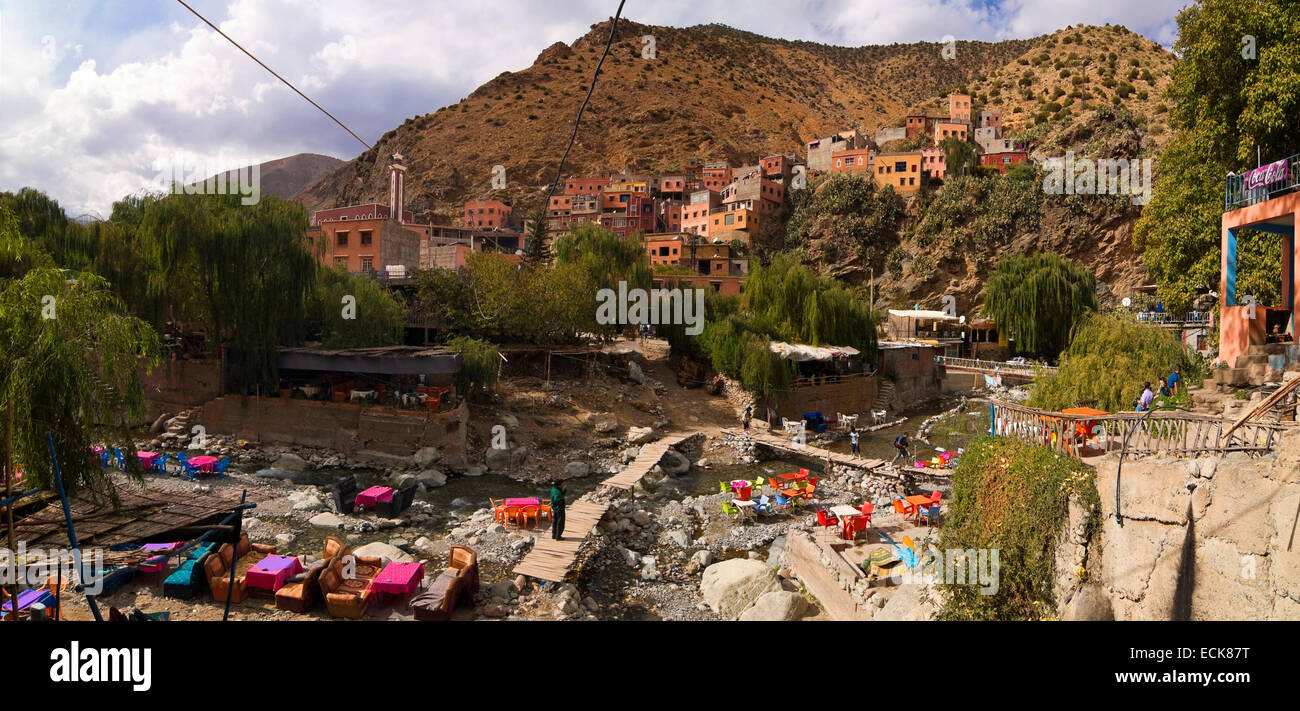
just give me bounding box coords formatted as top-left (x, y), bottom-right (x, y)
top-left (948, 92), bottom-right (971, 123)
top-left (564, 176), bottom-right (611, 195)
top-left (831, 148), bottom-right (874, 174)
top-left (646, 234), bottom-right (689, 267)
top-left (708, 208), bottom-right (760, 244)
top-left (979, 151), bottom-right (1029, 174)
top-left (682, 189), bottom-right (721, 238)
top-left (934, 121), bottom-right (968, 143)
top-left (464, 200), bottom-right (512, 229)
top-left (874, 152), bottom-right (924, 192)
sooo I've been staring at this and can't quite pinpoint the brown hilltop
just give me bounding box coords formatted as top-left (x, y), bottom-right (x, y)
top-left (295, 19), bottom-right (1034, 223)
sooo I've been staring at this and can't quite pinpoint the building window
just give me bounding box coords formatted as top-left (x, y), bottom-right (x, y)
top-left (360, 257), bottom-right (373, 272)
top-left (360, 231), bottom-right (372, 245)
top-left (336, 232), bottom-right (349, 246)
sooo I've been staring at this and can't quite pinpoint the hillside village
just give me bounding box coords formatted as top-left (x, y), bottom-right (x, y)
top-left (4, 2), bottom-right (1300, 636)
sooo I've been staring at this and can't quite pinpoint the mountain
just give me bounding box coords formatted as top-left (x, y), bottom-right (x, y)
top-left (200, 153), bottom-right (344, 201)
top-left (295, 20), bottom-right (1035, 223)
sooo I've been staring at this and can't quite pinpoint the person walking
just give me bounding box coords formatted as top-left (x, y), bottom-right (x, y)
top-left (892, 431), bottom-right (911, 467)
top-left (742, 405), bottom-right (752, 434)
top-left (849, 426), bottom-right (860, 457)
top-left (549, 479), bottom-right (567, 541)
top-left (1167, 365), bottom-right (1181, 396)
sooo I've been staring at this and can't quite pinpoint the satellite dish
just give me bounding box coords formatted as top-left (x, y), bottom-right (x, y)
top-left (1122, 297), bottom-right (1132, 307)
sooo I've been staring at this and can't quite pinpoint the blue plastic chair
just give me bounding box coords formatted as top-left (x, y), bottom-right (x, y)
top-left (920, 504), bottom-right (941, 527)
top-left (214, 456), bottom-right (231, 479)
top-left (153, 453), bottom-right (169, 474)
top-left (754, 495), bottom-right (774, 515)
top-left (112, 448), bottom-right (125, 470)
top-left (774, 493), bottom-right (792, 512)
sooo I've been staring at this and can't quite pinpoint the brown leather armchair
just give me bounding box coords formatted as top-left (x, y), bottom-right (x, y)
top-left (410, 545), bottom-right (479, 621)
top-left (204, 534), bottom-right (277, 604)
top-left (315, 539), bottom-right (383, 618)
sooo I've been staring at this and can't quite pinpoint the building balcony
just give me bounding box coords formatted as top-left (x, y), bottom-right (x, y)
top-left (1226, 153), bottom-right (1300, 211)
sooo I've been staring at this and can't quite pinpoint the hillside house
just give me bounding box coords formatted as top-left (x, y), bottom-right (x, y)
top-left (873, 152), bottom-right (924, 193)
top-left (831, 147), bottom-right (874, 175)
top-left (979, 151), bottom-right (1029, 174)
top-left (806, 130), bottom-right (863, 172)
top-left (463, 199), bottom-right (512, 229)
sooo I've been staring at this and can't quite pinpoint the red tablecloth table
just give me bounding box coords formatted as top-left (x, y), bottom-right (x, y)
top-left (371, 561), bottom-right (425, 596)
top-left (356, 486), bottom-right (395, 509)
top-left (244, 555), bottom-right (303, 592)
top-left (504, 497), bottom-right (539, 507)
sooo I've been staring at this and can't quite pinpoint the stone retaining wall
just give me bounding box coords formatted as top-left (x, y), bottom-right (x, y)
top-left (196, 396), bottom-right (468, 462)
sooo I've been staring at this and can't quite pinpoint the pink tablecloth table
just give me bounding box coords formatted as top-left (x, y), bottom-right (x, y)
top-left (370, 561), bottom-right (425, 596)
top-left (139, 542), bottom-right (182, 573)
top-left (355, 486), bottom-right (395, 509)
top-left (137, 451), bottom-right (161, 469)
top-left (504, 497), bottom-right (540, 507)
top-left (188, 455), bottom-right (219, 472)
top-left (244, 555), bottom-right (303, 592)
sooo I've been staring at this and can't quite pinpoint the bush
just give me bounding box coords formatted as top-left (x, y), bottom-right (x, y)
top-left (936, 436), bottom-right (1100, 620)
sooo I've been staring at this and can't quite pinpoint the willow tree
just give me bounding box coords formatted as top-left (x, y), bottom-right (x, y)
top-left (0, 208), bottom-right (162, 497)
top-left (137, 193), bottom-right (316, 388)
top-left (1029, 312), bottom-right (1202, 411)
top-left (743, 252), bottom-right (877, 358)
top-left (553, 222), bottom-right (651, 339)
top-left (983, 252), bottom-right (1097, 358)
top-left (310, 267), bottom-right (406, 348)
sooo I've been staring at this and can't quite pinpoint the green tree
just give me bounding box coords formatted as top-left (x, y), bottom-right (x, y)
top-left (0, 206), bottom-right (162, 496)
top-left (940, 136), bottom-right (978, 178)
top-left (983, 252), bottom-right (1097, 358)
top-left (310, 268), bottom-right (406, 348)
top-left (1134, 0), bottom-right (1300, 312)
top-left (446, 335), bottom-right (500, 397)
top-left (522, 205), bottom-right (552, 264)
top-left (783, 173), bottom-right (903, 276)
top-left (1029, 312), bottom-right (1204, 411)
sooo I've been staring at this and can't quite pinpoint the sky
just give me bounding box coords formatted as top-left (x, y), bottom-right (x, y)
top-left (0, 0), bottom-right (1193, 217)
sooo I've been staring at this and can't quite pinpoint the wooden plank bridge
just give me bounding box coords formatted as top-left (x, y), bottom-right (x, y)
top-left (725, 428), bottom-right (949, 480)
top-left (988, 400), bottom-right (1296, 458)
top-left (512, 433), bottom-right (693, 582)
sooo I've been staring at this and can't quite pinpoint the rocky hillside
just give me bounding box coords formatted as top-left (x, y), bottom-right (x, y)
top-left (296, 19), bottom-right (1032, 223)
top-left (198, 153), bottom-right (344, 201)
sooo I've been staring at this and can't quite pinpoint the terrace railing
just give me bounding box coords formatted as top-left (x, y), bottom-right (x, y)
top-left (1225, 153), bottom-right (1300, 210)
top-left (1131, 311), bottom-right (1210, 326)
top-left (988, 400), bottom-right (1293, 459)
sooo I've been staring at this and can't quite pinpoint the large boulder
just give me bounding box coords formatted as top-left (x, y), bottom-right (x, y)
top-left (274, 453), bottom-right (308, 471)
top-left (700, 558), bottom-right (781, 620)
top-left (1062, 584), bottom-right (1115, 621)
top-left (308, 512), bottom-right (347, 529)
top-left (738, 591), bottom-right (808, 621)
top-left (565, 461), bottom-right (590, 477)
top-left (658, 448), bottom-right (690, 476)
top-left (628, 361), bottom-right (645, 384)
top-left (352, 541), bottom-right (416, 565)
top-left (415, 469), bottom-right (447, 489)
top-left (485, 446), bottom-right (512, 470)
top-left (254, 467), bottom-right (314, 484)
top-left (626, 426), bottom-right (656, 444)
top-left (413, 447), bottom-right (441, 468)
top-left (590, 413), bottom-right (618, 433)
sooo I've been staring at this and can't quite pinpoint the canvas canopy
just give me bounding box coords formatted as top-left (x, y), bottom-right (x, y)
top-left (769, 341), bottom-right (861, 362)
top-left (887, 309), bottom-right (960, 321)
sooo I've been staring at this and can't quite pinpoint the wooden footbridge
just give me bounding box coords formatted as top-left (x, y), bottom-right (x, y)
top-left (725, 428), bottom-right (950, 480)
top-left (936, 356), bottom-right (1055, 381)
top-left (512, 433), bottom-right (693, 582)
top-left (989, 400), bottom-right (1296, 458)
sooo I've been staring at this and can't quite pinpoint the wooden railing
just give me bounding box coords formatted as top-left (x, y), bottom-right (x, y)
top-left (936, 356), bottom-right (1056, 377)
top-left (988, 400), bottom-right (1293, 458)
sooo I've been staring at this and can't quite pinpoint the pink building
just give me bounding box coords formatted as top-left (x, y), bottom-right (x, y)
top-left (921, 148), bottom-right (946, 180)
top-left (682, 189), bottom-right (721, 239)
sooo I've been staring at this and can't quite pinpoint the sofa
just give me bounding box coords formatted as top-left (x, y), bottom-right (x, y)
top-left (375, 478), bottom-right (418, 517)
top-left (315, 537), bottom-right (383, 618)
top-left (331, 476), bottom-right (359, 514)
top-left (410, 545), bottom-right (479, 621)
top-left (203, 534), bottom-right (277, 604)
top-left (162, 541), bottom-right (220, 600)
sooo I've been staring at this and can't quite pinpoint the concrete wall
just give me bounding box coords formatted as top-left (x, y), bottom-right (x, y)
top-left (141, 358), bottom-right (224, 423)
top-left (197, 396), bottom-right (468, 462)
top-left (782, 531), bottom-right (874, 620)
top-left (1085, 433), bottom-right (1300, 620)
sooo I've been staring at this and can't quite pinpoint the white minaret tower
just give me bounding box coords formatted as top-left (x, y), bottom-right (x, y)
top-left (388, 152), bottom-right (407, 224)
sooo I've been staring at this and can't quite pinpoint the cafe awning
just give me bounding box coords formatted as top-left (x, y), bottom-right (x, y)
top-left (769, 341), bottom-right (861, 361)
top-left (887, 309), bottom-right (960, 321)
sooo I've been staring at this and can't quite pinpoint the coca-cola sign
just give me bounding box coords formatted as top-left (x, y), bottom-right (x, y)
top-left (1243, 158), bottom-right (1289, 190)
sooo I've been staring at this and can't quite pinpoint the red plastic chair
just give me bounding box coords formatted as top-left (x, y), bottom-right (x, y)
top-left (852, 516), bottom-right (870, 537)
top-left (859, 502), bottom-right (874, 522)
top-left (798, 468), bottom-right (810, 480)
top-left (815, 510), bottom-right (839, 537)
top-left (930, 491), bottom-right (943, 505)
top-left (737, 486), bottom-right (752, 501)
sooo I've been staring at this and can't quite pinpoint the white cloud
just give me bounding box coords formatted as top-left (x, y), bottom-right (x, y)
top-left (0, 0), bottom-right (1187, 216)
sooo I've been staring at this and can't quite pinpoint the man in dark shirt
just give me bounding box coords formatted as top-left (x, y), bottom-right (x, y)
top-left (892, 432), bottom-right (911, 466)
top-left (550, 479), bottom-right (567, 541)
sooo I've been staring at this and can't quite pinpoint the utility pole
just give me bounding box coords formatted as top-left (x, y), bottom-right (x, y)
top-left (5, 398), bottom-right (16, 622)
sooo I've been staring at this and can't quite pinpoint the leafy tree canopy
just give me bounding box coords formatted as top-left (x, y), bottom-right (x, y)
top-left (983, 251), bottom-right (1097, 357)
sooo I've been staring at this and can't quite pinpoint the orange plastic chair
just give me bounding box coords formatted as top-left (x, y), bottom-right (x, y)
top-left (503, 506), bottom-right (522, 526)
top-left (519, 505), bottom-right (539, 528)
top-left (538, 500), bottom-right (552, 522)
top-left (802, 483), bottom-right (816, 500)
top-left (489, 498), bottom-right (507, 524)
top-left (893, 499), bottom-right (908, 517)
